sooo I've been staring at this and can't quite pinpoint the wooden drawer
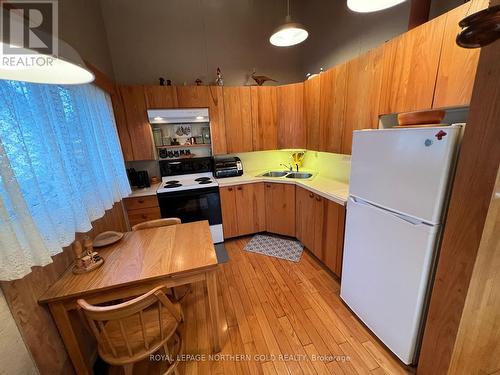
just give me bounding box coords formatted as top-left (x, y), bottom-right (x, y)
top-left (127, 207), bottom-right (161, 226)
top-left (124, 195), bottom-right (159, 210)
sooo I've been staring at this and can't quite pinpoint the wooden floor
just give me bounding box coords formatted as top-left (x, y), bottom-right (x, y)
top-left (108, 237), bottom-right (413, 375)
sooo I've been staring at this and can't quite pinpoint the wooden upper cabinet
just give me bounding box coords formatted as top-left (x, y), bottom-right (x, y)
top-left (110, 89), bottom-right (134, 161)
top-left (264, 183), bottom-right (295, 237)
top-left (343, 46), bottom-right (384, 154)
top-left (319, 63), bottom-right (348, 153)
top-left (277, 83), bottom-right (305, 149)
top-left (176, 86), bottom-right (227, 155)
top-left (304, 75), bottom-right (321, 151)
top-left (379, 14), bottom-right (446, 115)
top-left (251, 86), bottom-right (278, 151)
top-left (118, 85), bottom-right (156, 161)
top-left (223, 87), bottom-right (253, 153)
top-left (144, 86), bottom-right (178, 108)
top-left (433, 0), bottom-right (488, 109)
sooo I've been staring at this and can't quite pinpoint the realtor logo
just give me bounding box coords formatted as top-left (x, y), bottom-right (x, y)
top-left (1, 0), bottom-right (58, 56)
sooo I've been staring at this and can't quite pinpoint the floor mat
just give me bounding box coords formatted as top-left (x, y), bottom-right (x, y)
top-left (244, 234), bottom-right (304, 262)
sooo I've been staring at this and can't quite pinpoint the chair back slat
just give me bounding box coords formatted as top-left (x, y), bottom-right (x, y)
top-left (98, 320), bottom-right (118, 357)
top-left (139, 310), bottom-right (149, 350)
top-left (119, 319), bottom-right (133, 357)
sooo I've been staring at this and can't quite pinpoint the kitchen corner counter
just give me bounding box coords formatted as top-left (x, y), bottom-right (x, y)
top-left (126, 182), bottom-right (161, 198)
top-left (216, 171), bottom-right (349, 206)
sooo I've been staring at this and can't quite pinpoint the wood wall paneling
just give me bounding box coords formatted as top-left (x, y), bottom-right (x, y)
top-left (418, 23), bottom-right (500, 375)
top-left (277, 83), bottom-right (306, 149)
top-left (144, 86), bottom-right (179, 108)
top-left (251, 86), bottom-right (278, 151)
top-left (343, 46), bottom-right (384, 154)
top-left (0, 202), bottom-right (128, 375)
top-left (432, 0), bottom-right (489, 109)
top-left (319, 64), bottom-right (348, 153)
top-left (119, 85), bottom-right (156, 161)
top-left (378, 14), bottom-right (446, 115)
top-left (304, 75), bottom-right (321, 151)
top-left (448, 165), bottom-right (500, 374)
top-left (223, 87), bottom-right (254, 153)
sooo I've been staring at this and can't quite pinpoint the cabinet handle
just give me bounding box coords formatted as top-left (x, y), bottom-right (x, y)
top-left (266, 184), bottom-right (271, 188)
top-left (138, 199), bottom-right (144, 204)
top-left (141, 214), bottom-right (147, 219)
top-left (309, 193), bottom-right (314, 198)
top-left (237, 186), bottom-right (243, 191)
top-left (315, 196), bottom-right (321, 201)
top-left (228, 187), bottom-right (233, 191)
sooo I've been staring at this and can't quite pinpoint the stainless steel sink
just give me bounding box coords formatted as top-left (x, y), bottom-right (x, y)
top-left (285, 172), bottom-right (313, 179)
top-left (260, 171), bottom-right (289, 178)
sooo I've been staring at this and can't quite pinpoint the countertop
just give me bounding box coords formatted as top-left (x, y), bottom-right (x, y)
top-left (216, 169), bottom-right (349, 206)
top-left (126, 182), bottom-right (161, 198)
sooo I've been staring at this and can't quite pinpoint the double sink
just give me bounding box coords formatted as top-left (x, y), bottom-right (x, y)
top-left (259, 171), bottom-right (314, 179)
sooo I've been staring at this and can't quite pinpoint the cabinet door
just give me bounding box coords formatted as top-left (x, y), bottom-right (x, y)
top-left (223, 87), bottom-right (253, 153)
top-left (322, 200), bottom-right (346, 277)
top-left (379, 14), bottom-right (446, 115)
top-left (295, 186), bottom-right (315, 250)
top-left (264, 183), bottom-right (295, 236)
top-left (433, 0), bottom-right (488, 108)
top-left (319, 63), bottom-right (348, 153)
top-left (119, 85), bottom-right (156, 161)
top-left (235, 183), bottom-right (266, 235)
top-left (343, 46), bottom-right (384, 154)
top-left (251, 86), bottom-right (278, 151)
top-left (110, 90), bottom-right (134, 161)
top-left (312, 194), bottom-right (325, 259)
top-left (220, 186), bottom-right (239, 239)
top-left (176, 86), bottom-right (227, 155)
top-left (144, 86), bottom-right (178, 108)
top-left (304, 75), bottom-right (321, 151)
top-left (277, 83), bottom-right (305, 149)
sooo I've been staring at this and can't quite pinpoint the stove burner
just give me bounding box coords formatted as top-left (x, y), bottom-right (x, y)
top-left (195, 177), bottom-right (211, 182)
top-left (198, 180), bottom-right (212, 184)
top-left (164, 183), bottom-right (182, 189)
top-left (165, 180), bottom-right (180, 184)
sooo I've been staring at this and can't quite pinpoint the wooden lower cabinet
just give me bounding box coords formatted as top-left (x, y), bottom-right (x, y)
top-left (264, 183), bottom-right (296, 237)
top-left (296, 186), bottom-right (346, 276)
top-left (220, 183), bottom-right (266, 239)
top-left (123, 195), bottom-right (161, 227)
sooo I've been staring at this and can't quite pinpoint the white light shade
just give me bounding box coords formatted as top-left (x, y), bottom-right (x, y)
top-left (347, 0), bottom-right (406, 13)
top-left (0, 14), bottom-right (94, 84)
top-left (270, 22), bottom-right (309, 47)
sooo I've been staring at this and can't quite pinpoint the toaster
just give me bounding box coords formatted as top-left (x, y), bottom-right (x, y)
top-left (214, 156), bottom-right (243, 178)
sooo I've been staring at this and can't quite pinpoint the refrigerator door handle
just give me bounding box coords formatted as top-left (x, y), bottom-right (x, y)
top-left (349, 196), bottom-right (428, 226)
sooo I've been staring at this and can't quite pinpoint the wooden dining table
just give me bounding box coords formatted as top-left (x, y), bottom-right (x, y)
top-left (39, 220), bottom-right (221, 375)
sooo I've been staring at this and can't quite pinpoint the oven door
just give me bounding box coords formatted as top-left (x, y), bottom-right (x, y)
top-left (157, 187), bottom-right (222, 226)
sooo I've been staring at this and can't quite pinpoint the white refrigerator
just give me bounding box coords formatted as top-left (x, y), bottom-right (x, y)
top-left (340, 125), bottom-right (462, 365)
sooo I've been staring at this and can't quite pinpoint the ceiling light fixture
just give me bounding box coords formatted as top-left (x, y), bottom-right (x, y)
top-left (270, 0), bottom-right (309, 47)
top-left (347, 0), bottom-right (406, 13)
top-left (0, 13), bottom-right (94, 84)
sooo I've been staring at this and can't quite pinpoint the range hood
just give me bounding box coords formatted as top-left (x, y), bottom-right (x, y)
top-left (148, 108), bottom-right (209, 124)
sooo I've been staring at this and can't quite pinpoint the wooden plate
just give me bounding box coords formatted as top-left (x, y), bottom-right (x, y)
top-left (93, 231), bottom-right (124, 247)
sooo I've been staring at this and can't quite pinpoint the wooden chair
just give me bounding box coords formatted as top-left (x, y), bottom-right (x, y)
top-left (77, 286), bottom-right (183, 375)
top-left (131, 218), bottom-right (181, 231)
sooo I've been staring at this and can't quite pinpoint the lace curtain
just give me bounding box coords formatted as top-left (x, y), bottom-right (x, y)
top-left (0, 81), bottom-right (131, 280)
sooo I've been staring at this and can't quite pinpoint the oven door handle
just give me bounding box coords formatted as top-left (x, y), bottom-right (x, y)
top-left (168, 162), bottom-right (181, 165)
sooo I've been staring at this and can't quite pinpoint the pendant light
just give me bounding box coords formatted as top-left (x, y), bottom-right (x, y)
top-left (0, 13), bottom-right (94, 84)
top-left (269, 0), bottom-right (309, 47)
top-left (347, 0), bottom-right (406, 13)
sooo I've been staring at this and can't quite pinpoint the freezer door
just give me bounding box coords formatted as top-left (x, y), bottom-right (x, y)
top-left (340, 197), bottom-right (439, 365)
top-left (349, 126), bottom-right (461, 224)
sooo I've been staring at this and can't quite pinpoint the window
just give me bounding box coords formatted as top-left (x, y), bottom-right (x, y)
top-left (0, 81), bottom-right (131, 280)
